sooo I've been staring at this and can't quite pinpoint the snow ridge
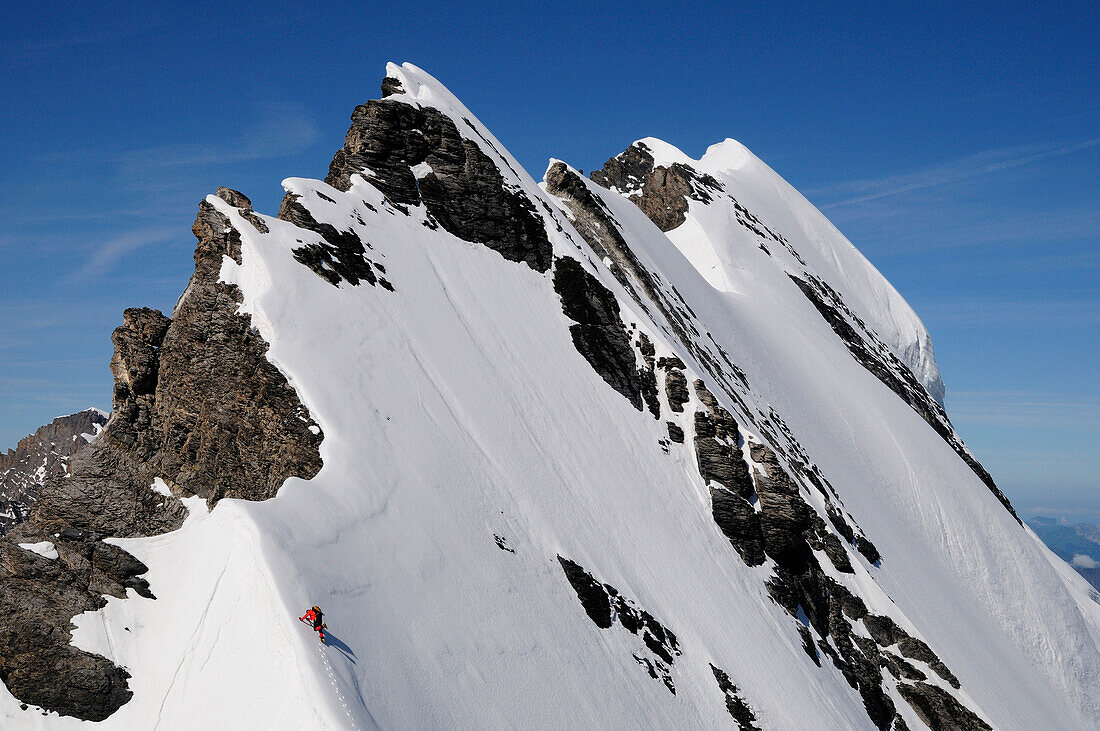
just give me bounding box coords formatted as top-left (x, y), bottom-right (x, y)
top-left (3, 62), bottom-right (1098, 730)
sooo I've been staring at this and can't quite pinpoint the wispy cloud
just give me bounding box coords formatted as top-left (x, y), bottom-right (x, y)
top-left (946, 390), bottom-right (1100, 430)
top-left (68, 226), bottom-right (179, 281)
top-left (913, 297), bottom-right (1100, 327)
top-left (811, 139), bottom-right (1100, 209)
top-left (44, 102), bottom-right (320, 172)
top-left (0, 18), bottom-right (171, 73)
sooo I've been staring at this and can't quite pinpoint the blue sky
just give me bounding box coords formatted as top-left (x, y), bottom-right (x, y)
top-left (1, 1), bottom-right (1096, 517)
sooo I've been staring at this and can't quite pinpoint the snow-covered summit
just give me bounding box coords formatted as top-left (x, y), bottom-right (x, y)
top-left (2, 63), bottom-right (1097, 730)
top-left (595, 135), bottom-right (946, 406)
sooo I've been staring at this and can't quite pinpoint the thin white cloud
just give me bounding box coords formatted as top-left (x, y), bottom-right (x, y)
top-left (1072, 554), bottom-right (1098, 569)
top-left (811, 139), bottom-right (1100, 209)
top-left (913, 297), bottom-right (1100, 326)
top-left (40, 102), bottom-right (321, 174)
top-left (68, 227), bottom-right (179, 281)
top-left (946, 390), bottom-right (1100, 430)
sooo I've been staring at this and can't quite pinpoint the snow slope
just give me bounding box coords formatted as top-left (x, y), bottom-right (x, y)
top-left (627, 136), bottom-right (946, 405)
top-left (4, 63), bottom-right (1098, 729)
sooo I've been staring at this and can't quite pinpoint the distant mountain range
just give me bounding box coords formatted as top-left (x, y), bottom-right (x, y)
top-left (1028, 516), bottom-right (1100, 591)
top-left (0, 408), bottom-right (107, 531)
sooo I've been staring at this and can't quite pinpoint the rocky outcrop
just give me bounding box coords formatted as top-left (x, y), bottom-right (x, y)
top-left (664, 369), bottom-right (689, 412)
top-left (0, 409), bottom-right (107, 532)
top-left (0, 188), bottom-right (324, 720)
top-left (279, 193), bottom-right (384, 288)
top-left (325, 97), bottom-right (552, 273)
top-left (589, 142), bottom-right (722, 232)
top-left (553, 257), bottom-right (659, 416)
top-left (676, 377), bottom-right (982, 729)
top-left (0, 523), bottom-right (150, 721)
top-left (788, 274), bottom-right (1018, 522)
top-left (710, 664), bottom-right (762, 730)
top-left (558, 556), bottom-right (681, 691)
top-left (897, 682), bottom-right (992, 730)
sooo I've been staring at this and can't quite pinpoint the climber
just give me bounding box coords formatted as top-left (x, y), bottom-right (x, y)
top-left (300, 605), bottom-right (327, 643)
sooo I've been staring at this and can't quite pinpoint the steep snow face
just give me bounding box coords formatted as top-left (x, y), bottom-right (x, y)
top-left (593, 136), bottom-right (946, 406)
top-left (4, 62), bottom-right (1099, 729)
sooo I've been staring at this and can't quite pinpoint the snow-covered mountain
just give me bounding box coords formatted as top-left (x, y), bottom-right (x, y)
top-left (2, 63), bottom-right (1098, 729)
top-left (0, 409), bottom-right (107, 531)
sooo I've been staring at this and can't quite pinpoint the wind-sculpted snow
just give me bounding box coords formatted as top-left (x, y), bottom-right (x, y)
top-left (3, 62), bottom-right (1100, 729)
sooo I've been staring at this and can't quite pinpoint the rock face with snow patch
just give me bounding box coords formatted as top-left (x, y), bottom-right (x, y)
top-left (0, 189), bottom-right (324, 720)
top-left (325, 95), bottom-right (553, 272)
top-left (0, 409), bottom-right (107, 532)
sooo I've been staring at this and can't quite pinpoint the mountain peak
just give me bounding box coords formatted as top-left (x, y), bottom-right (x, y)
top-left (1, 65), bottom-right (1095, 729)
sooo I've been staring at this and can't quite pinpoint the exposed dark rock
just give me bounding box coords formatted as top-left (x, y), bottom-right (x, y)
top-left (634, 655), bottom-right (675, 694)
top-left (826, 504), bottom-right (856, 543)
top-left (693, 380), bottom-right (739, 439)
top-left (709, 664), bottom-right (761, 730)
top-left (326, 99), bottom-right (552, 272)
top-left (864, 614), bottom-right (904, 647)
top-left (656, 356), bottom-right (685, 370)
top-left (553, 257), bottom-right (658, 415)
top-left (0, 524), bottom-right (151, 721)
top-left (897, 682), bottom-right (992, 731)
top-left (855, 534), bottom-right (882, 565)
top-left (822, 532), bottom-right (854, 573)
top-left (493, 534), bottom-right (515, 553)
top-left (788, 274), bottom-right (1018, 523)
top-left (379, 75), bottom-right (404, 97)
top-left (280, 193), bottom-right (379, 287)
top-left (897, 637), bottom-right (960, 689)
top-left (750, 443), bottom-right (816, 571)
top-left (557, 556), bottom-right (612, 628)
top-left (881, 651), bottom-right (926, 682)
top-left (766, 566), bottom-right (903, 729)
top-left (557, 556), bottom-right (680, 674)
top-left (1, 188), bottom-right (325, 720)
top-left (0, 409), bottom-right (108, 533)
top-left (695, 434), bottom-right (745, 493)
top-left (110, 307), bottom-right (169, 402)
top-left (589, 142), bottom-right (722, 232)
top-left (545, 161), bottom-right (756, 421)
top-left (710, 486), bottom-right (766, 566)
top-left (666, 422), bottom-right (684, 444)
top-left (798, 624), bottom-right (821, 665)
top-left (664, 370), bottom-right (689, 412)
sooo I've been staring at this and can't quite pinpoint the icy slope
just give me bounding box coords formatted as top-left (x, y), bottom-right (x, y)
top-left (3, 62), bottom-right (1099, 729)
top-left (591, 136), bottom-right (946, 405)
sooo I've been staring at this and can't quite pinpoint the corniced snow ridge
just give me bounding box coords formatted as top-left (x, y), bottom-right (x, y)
top-left (1, 62), bottom-right (1098, 730)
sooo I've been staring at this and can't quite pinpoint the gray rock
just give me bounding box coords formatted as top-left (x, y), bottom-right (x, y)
top-left (710, 486), bottom-right (765, 566)
top-left (0, 409), bottom-right (108, 533)
top-left (709, 664), bottom-right (761, 730)
top-left (0, 188), bottom-right (324, 721)
top-left (553, 257), bottom-right (658, 415)
top-left (897, 682), bottom-right (992, 730)
top-left (557, 555), bottom-right (680, 681)
top-left (589, 142), bottom-right (722, 232)
top-left (788, 274), bottom-right (1018, 522)
top-left (664, 369), bottom-right (689, 412)
top-left (326, 100), bottom-right (552, 272)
